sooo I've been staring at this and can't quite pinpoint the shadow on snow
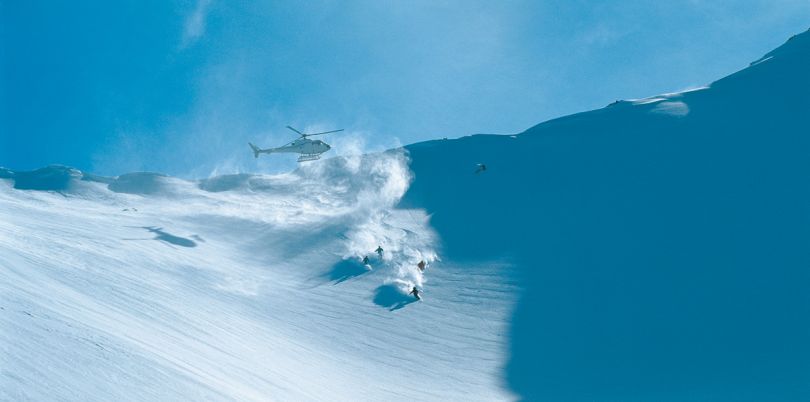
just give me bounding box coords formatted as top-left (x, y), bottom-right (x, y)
top-left (373, 284), bottom-right (417, 311)
top-left (400, 31), bottom-right (810, 402)
top-left (124, 226), bottom-right (198, 248)
top-left (328, 259), bottom-right (370, 284)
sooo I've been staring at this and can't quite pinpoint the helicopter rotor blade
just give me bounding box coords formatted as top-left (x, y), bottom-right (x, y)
top-left (286, 126), bottom-right (304, 136)
top-left (305, 129), bottom-right (344, 136)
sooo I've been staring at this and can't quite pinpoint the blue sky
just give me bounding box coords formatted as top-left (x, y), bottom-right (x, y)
top-left (2, 1), bottom-right (809, 176)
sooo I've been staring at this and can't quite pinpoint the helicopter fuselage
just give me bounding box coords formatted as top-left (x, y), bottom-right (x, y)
top-left (272, 138), bottom-right (331, 155)
top-left (250, 126), bottom-right (341, 162)
top-left (250, 138), bottom-right (331, 160)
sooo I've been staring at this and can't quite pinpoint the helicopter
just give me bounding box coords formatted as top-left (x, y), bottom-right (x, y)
top-left (249, 126), bottom-right (343, 162)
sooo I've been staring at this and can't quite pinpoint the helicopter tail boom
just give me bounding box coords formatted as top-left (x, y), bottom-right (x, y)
top-left (249, 142), bottom-right (282, 158)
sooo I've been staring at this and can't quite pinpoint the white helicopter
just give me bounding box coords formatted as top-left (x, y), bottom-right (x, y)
top-left (249, 126), bottom-right (343, 162)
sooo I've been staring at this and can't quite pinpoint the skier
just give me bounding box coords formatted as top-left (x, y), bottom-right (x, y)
top-left (375, 245), bottom-right (384, 258)
top-left (475, 163), bottom-right (487, 174)
top-left (417, 260), bottom-right (426, 272)
top-left (362, 255), bottom-right (370, 265)
top-left (410, 286), bottom-right (421, 300)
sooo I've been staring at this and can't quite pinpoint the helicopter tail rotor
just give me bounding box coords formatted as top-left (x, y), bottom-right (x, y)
top-left (248, 142), bottom-right (262, 158)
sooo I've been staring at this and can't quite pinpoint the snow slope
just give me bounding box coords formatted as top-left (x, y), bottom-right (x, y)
top-left (402, 28), bottom-right (810, 401)
top-left (2, 28), bottom-right (810, 401)
top-left (0, 155), bottom-right (516, 401)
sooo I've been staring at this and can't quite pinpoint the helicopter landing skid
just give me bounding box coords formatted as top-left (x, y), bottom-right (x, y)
top-left (297, 154), bottom-right (322, 162)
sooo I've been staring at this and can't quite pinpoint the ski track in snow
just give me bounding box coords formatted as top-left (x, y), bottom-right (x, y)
top-left (0, 153), bottom-right (517, 401)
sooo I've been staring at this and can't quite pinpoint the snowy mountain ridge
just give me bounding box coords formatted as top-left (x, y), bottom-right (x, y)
top-left (2, 28), bottom-right (810, 401)
top-left (401, 27), bottom-right (810, 401)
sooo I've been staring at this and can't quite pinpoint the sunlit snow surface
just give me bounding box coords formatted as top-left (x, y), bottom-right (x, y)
top-left (0, 153), bottom-right (517, 401)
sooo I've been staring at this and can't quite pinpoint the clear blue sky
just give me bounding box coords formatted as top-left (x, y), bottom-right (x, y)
top-left (2, 1), bottom-right (809, 176)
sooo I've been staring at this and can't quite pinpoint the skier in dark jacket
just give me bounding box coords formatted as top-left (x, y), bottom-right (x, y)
top-left (410, 286), bottom-right (421, 300)
top-left (417, 260), bottom-right (426, 272)
top-left (362, 255), bottom-right (370, 265)
top-left (375, 245), bottom-right (384, 258)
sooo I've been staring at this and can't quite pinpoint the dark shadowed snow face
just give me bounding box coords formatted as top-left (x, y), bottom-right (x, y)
top-left (11, 165), bottom-right (83, 191)
top-left (402, 29), bottom-right (810, 402)
top-left (108, 172), bottom-right (171, 195)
